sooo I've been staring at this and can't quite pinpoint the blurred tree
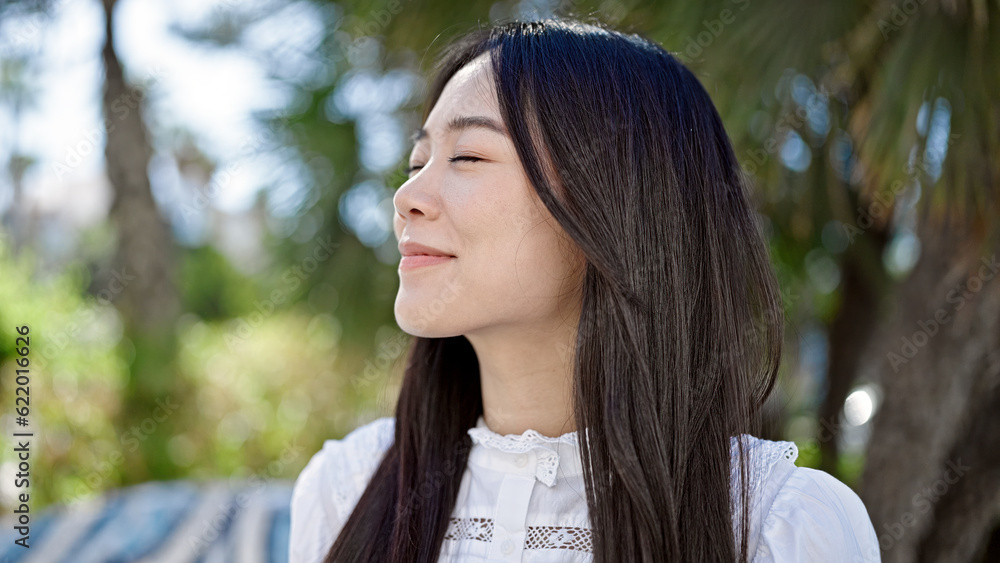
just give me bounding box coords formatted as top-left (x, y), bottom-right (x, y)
top-left (99, 0), bottom-right (182, 482)
top-left (641, 1), bottom-right (1000, 561)
top-left (100, 0), bottom-right (179, 329)
top-left (0, 0), bottom-right (44, 256)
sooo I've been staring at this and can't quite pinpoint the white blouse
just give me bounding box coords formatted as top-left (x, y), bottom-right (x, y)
top-left (289, 415), bottom-right (881, 562)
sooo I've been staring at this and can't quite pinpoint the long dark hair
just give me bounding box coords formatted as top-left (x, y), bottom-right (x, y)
top-left (324, 17), bottom-right (783, 562)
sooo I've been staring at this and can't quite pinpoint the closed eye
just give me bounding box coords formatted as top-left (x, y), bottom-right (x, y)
top-left (405, 155), bottom-right (483, 175)
top-left (447, 155), bottom-right (483, 164)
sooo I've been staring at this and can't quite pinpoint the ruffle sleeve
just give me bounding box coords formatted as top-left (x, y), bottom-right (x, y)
top-left (753, 466), bottom-right (881, 562)
top-left (288, 416), bottom-right (396, 563)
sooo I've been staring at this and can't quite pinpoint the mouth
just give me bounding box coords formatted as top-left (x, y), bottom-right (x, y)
top-left (399, 254), bottom-right (456, 270)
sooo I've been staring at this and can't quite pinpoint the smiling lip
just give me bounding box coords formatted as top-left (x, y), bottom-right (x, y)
top-left (398, 240), bottom-right (455, 270)
top-left (399, 255), bottom-right (455, 270)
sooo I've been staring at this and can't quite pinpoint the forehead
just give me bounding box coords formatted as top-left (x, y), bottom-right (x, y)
top-left (427, 55), bottom-right (498, 125)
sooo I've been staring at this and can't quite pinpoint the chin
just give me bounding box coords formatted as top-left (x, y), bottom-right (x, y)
top-left (395, 319), bottom-right (460, 339)
top-left (394, 298), bottom-right (451, 338)
top-left (394, 278), bottom-right (466, 337)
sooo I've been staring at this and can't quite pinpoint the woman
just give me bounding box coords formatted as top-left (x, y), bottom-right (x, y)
top-left (290, 17), bottom-right (880, 563)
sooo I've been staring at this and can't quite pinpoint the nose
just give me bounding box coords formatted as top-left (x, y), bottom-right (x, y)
top-left (393, 166), bottom-right (440, 229)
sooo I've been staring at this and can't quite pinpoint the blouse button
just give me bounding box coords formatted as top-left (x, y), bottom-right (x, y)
top-left (514, 453), bottom-right (527, 468)
top-left (501, 538), bottom-right (515, 555)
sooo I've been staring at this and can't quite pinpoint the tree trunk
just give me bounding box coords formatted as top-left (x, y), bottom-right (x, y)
top-left (101, 0), bottom-right (181, 483)
top-left (817, 218), bottom-right (889, 476)
top-left (917, 360), bottom-right (1000, 562)
top-left (859, 212), bottom-right (1000, 562)
top-left (101, 0), bottom-right (177, 330)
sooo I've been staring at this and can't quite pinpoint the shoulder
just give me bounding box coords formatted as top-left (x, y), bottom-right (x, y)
top-left (739, 436), bottom-right (881, 562)
top-left (288, 416), bottom-right (396, 563)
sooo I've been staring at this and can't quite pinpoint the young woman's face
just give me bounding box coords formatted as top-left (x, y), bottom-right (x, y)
top-left (393, 53), bottom-right (584, 338)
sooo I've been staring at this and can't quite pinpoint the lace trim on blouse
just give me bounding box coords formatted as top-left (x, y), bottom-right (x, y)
top-left (466, 417), bottom-right (580, 487)
top-left (466, 421), bottom-right (580, 452)
top-left (444, 516), bottom-right (594, 552)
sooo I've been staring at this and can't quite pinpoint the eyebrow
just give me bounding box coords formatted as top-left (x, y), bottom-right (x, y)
top-left (410, 115), bottom-right (508, 144)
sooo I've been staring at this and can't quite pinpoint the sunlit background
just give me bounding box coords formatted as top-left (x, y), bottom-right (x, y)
top-left (0, 0), bottom-right (998, 561)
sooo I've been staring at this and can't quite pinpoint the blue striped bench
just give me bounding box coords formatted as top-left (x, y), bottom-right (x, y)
top-left (1, 479), bottom-right (293, 563)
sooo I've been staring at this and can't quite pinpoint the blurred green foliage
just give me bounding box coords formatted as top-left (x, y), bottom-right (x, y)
top-left (3, 1), bottom-right (997, 528)
top-left (0, 239), bottom-right (128, 510)
top-left (0, 233), bottom-right (400, 514)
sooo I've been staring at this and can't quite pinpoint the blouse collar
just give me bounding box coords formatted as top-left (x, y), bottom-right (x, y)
top-left (466, 415), bottom-right (582, 487)
top-left (462, 416), bottom-right (800, 497)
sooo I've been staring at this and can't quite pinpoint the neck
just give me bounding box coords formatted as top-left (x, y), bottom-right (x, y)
top-left (464, 317), bottom-right (578, 438)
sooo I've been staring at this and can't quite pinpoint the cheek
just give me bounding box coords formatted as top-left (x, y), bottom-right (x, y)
top-left (450, 175), bottom-right (574, 301)
top-left (488, 199), bottom-right (575, 300)
top-left (446, 180), bottom-right (511, 252)
top-left (516, 218), bottom-right (579, 295)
